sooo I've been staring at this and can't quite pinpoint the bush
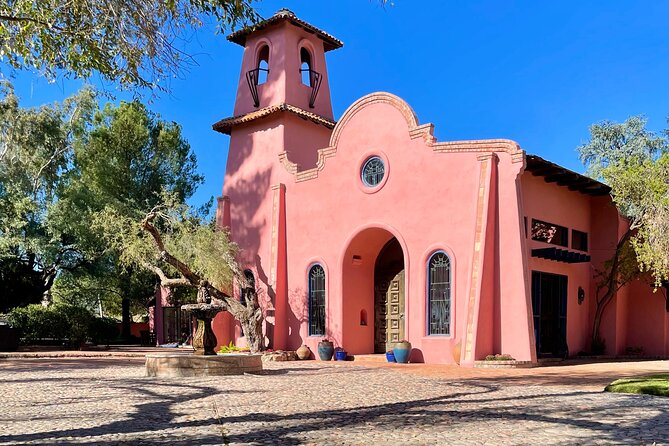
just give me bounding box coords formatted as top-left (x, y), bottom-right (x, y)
top-left (89, 317), bottom-right (119, 345)
top-left (7, 304), bottom-right (68, 343)
top-left (56, 304), bottom-right (95, 344)
top-left (7, 304), bottom-right (119, 346)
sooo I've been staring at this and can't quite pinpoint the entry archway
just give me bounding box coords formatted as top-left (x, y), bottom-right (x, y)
top-left (340, 225), bottom-right (408, 354)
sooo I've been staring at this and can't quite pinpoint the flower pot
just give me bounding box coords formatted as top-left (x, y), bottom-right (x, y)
top-left (393, 341), bottom-right (412, 364)
top-left (317, 340), bottom-right (334, 361)
top-left (335, 350), bottom-right (347, 361)
top-left (296, 344), bottom-right (311, 360)
top-left (385, 351), bottom-right (396, 363)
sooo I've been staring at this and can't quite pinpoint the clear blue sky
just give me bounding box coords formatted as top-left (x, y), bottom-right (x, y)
top-left (5, 1), bottom-right (669, 208)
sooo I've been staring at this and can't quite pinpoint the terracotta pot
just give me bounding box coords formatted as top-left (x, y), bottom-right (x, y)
top-left (296, 344), bottom-right (311, 360)
top-left (452, 341), bottom-right (461, 365)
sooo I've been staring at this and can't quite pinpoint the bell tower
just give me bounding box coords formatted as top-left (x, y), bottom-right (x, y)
top-left (214, 8), bottom-right (342, 177)
top-left (225, 8), bottom-right (340, 119)
top-left (212, 10), bottom-right (342, 349)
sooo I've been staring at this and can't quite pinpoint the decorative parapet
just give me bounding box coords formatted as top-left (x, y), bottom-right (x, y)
top-left (278, 92), bottom-right (526, 182)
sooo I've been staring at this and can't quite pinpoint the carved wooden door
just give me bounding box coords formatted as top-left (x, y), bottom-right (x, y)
top-left (374, 270), bottom-right (405, 352)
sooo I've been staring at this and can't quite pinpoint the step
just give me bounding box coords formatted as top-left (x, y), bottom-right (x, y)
top-left (351, 354), bottom-right (391, 364)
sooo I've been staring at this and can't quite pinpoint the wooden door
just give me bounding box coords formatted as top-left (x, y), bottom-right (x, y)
top-left (374, 270), bottom-right (405, 352)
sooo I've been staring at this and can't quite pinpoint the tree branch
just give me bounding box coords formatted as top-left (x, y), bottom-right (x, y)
top-left (140, 209), bottom-right (202, 285)
top-left (140, 261), bottom-right (191, 288)
top-left (0, 14), bottom-right (92, 36)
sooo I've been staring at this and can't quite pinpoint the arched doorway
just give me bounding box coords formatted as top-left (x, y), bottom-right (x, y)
top-left (374, 238), bottom-right (405, 353)
top-left (341, 226), bottom-right (407, 355)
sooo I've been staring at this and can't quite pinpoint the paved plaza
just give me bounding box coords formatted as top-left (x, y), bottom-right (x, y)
top-left (0, 357), bottom-right (668, 445)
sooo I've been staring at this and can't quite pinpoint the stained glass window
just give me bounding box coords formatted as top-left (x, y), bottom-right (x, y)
top-left (427, 252), bottom-right (451, 335)
top-left (308, 265), bottom-right (326, 336)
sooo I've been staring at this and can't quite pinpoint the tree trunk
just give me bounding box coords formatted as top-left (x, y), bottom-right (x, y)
top-left (239, 311), bottom-right (264, 353)
top-left (121, 298), bottom-right (131, 339)
top-left (591, 229), bottom-right (633, 351)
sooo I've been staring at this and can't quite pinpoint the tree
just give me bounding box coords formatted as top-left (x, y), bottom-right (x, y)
top-left (578, 116), bottom-right (669, 350)
top-left (0, 0), bottom-right (260, 92)
top-left (0, 83), bottom-right (203, 325)
top-left (99, 199), bottom-right (265, 352)
top-left (0, 81), bottom-right (97, 310)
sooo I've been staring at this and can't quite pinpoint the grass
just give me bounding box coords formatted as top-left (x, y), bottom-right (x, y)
top-left (604, 374), bottom-right (669, 397)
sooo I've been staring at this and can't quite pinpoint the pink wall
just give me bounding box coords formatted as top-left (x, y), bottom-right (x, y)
top-left (521, 174), bottom-right (593, 355)
top-left (213, 11), bottom-right (668, 364)
top-left (116, 322), bottom-right (149, 339)
top-left (624, 280), bottom-right (667, 356)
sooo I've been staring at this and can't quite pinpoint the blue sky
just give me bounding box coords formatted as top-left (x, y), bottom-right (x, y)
top-left (5, 1), bottom-right (669, 208)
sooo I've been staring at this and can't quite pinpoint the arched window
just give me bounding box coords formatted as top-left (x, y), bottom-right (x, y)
top-left (308, 264), bottom-right (326, 336)
top-left (427, 252), bottom-right (451, 335)
top-left (300, 47), bottom-right (312, 86)
top-left (257, 45), bottom-right (269, 85)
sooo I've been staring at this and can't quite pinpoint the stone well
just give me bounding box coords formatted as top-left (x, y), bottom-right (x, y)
top-left (146, 353), bottom-right (263, 378)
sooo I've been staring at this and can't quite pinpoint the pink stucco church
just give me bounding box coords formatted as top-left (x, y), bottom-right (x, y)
top-left (155, 10), bottom-right (669, 365)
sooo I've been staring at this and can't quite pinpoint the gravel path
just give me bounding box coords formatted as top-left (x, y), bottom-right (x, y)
top-left (0, 358), bottom-right (667, 445)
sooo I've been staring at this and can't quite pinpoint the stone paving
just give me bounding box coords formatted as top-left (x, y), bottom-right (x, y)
top-left (0, 357), bottom-right (668, 445)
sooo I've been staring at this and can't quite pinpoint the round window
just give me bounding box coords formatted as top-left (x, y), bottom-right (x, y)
top-left (361, 156), bottom-right (385, 187)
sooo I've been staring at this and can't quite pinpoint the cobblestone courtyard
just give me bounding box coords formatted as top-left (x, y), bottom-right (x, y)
top-left (1, 357), bottom-right (668, 445)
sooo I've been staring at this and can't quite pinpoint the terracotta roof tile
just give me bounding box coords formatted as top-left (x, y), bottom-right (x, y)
top-left (227, 9), bottom-right (343, 52)
top-left (212, 103), bottom-right (336, 135)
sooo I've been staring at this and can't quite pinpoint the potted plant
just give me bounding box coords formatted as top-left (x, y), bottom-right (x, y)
top-left (385, 350), bottom-right (396, 363)
top-left (393, 340), bottom-right (412, 363)
top-left (317, 339), bottom-right (334, 361)
top-left (334, 347), bottom-right (347, 361)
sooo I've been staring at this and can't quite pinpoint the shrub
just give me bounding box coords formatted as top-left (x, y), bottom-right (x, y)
top-left (8, 304), bottom-right (119, 346)
top-left (7, 304), bottom-right (68, 343)
top-left (218, 341), bottom-right (250, 353)
top-left (89, 317), bottom-right (119, 345)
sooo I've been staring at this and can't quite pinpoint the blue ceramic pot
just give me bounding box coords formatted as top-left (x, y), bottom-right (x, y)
top-left (335, 350), bottom-right (347, 361)
top-left (385, 351), bottom-right (396, 362)
top-left (317, 341), bottom-right (334, 361)
top-left (393, 342), bottom-right (412, 363)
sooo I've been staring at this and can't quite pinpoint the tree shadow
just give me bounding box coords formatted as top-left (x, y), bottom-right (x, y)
top-left (215, 382), bottom-right (669, 445)
top-left (0, 375), bottom-right (256, 444)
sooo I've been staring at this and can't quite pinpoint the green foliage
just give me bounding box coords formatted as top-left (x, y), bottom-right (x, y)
top-left (99, 197), bottom-right (238, 294)
top-left (578, 116), bottom-right (669, 286)
top-left (218, 341), bottom-right (249, 353)
top-left (88, 316), bottom-right (119, 345)
top-left (7, 303), bottom-right (118, 344)
top-left (0, 82), bottom-right (203, 313)
top-left (605, 374), bottom-right (669, 397)
top-left (0, 0), bottom-right (260, 93)
top-left (7, 304), bottom-right (69, 342)
top-left (579, 116), bottom-right (667, 182)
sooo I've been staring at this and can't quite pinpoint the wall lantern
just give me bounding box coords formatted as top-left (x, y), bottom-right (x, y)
top-left (577, 286), bottom-right (585, 305)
